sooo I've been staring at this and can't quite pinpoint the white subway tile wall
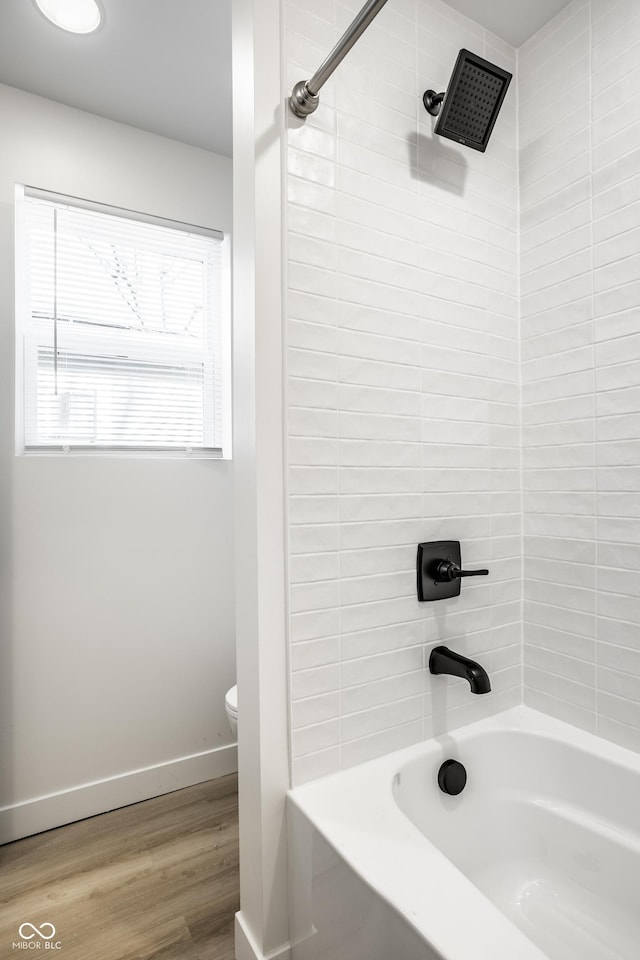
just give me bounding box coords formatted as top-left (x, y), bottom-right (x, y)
top-left (285, 0), bottom-right (520, 784)
top-left (521, 0), bottom-right (640, 753)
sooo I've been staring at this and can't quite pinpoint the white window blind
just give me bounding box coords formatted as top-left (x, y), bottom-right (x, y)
top-left (17, 188), bottom-right (228, 454)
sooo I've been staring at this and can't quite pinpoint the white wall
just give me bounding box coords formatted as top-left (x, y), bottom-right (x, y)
top-left (520, 0), bottom-right (640, 753)
top-left (0, 83), bottom-right (236, 841)
top-left (284, 0), bottom-right (521, 785)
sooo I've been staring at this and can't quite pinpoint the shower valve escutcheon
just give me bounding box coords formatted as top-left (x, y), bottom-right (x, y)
top-left (417, 541), bottom-right (489, 602)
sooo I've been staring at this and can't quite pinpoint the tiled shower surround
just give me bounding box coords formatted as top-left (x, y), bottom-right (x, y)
top-left (285, 0), bottom-right (640, 783)
top-left (285, 0), bottom-right (520, 783)
top-left (521, 0), bottom-right (640, 752)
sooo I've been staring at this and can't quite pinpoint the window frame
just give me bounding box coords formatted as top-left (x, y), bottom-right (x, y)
top-left (15, 184), bottom-right (232, 459)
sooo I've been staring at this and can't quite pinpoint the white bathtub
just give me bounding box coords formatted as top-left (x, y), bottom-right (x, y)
top-left (288, 707), bottom-right (640, 960)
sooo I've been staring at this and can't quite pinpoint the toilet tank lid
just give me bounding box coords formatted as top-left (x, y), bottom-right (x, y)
top-left (225, 684), bottom-right (237, 714)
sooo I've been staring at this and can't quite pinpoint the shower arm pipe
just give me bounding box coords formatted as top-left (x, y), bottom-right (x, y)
top-left (289, 0), bottom-right (390, 118)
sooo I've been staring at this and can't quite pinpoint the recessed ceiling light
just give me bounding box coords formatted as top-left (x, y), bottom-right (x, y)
top-left (34, 0), bottom-right (103, 34)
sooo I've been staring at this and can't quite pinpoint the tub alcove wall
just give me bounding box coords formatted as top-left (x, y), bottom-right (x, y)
top-left (283, 0), bottom-right (640, 781)
top-left (285, 0), bottom-right (521, 785)
top-left (520, 0), bottom-right (640, 751)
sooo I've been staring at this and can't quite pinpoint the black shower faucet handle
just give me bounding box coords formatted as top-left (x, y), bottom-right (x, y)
top-left (436, 559), bottom-right (489, 582)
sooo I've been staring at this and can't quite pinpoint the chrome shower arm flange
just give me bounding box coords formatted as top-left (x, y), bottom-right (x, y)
top-left (289, 81), bottom-right (320, 118)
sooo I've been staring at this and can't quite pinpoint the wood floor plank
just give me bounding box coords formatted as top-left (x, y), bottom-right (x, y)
top-left (0, 774), bottom-right (239, 960)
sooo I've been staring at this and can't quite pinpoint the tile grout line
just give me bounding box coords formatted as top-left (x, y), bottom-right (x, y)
top-left (515, 32), bottom-right (526, 711)
top-left (333, 0), bottom-right (345, 775)
top-left (414, 0), bottom-right (429, 745)
top-left (588, 0), bottom-right (600, 738)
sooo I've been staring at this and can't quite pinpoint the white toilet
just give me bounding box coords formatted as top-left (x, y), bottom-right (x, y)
top-left (225, 684), bottom-right (238, 738)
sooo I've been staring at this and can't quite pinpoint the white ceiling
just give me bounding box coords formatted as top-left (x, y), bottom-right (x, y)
top-left (0, 0), bottom-right (232, 157)
top-left (443, 0), bottom-right (573, 48)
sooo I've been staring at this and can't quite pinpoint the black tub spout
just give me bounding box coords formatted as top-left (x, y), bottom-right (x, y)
top-left (429, 645), bottom-right (491, 695)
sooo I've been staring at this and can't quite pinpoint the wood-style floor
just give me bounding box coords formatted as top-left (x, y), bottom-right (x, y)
top-left (0, 774), bottom-right (239, 960)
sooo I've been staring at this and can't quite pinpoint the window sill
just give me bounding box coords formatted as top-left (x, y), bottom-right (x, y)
top-left (19, 445), bottom-right (228, 460)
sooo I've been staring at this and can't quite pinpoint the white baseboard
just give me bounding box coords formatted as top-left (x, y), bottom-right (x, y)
top-left (235, 912), bottom-right (291, 960)
top-left (0, 742), bottom-right (238, 844)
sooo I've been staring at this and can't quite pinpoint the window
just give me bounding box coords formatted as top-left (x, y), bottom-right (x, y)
top-left (16, 187), bottom-right (230, 456)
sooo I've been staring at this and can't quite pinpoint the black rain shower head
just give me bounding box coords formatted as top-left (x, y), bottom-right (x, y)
top-left (423, 49), bottom-right (512, 152)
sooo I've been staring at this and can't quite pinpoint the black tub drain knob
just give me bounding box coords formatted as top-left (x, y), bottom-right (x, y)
top-left (438, 759), bottom-right (467, 796)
